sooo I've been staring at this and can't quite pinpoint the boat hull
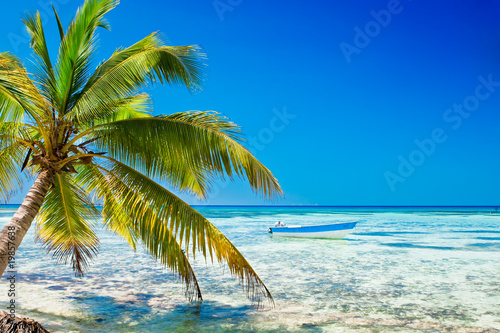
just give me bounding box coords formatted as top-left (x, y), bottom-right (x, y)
top-left (269, 222), bottom-right (357, 239)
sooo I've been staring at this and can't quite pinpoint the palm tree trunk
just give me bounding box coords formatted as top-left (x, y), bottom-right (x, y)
top-left (0, 170), bottom-right (53, 277)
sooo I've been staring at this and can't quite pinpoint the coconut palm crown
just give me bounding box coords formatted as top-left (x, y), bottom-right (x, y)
top-left (0, 0), bottom-right (282, 304)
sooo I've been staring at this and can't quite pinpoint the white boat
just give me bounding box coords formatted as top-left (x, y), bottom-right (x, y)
top-left (268, 221), bottom-right (357, 239)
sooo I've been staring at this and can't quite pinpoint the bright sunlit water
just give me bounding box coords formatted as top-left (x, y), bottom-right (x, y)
top-left (0, 206), bottom-right (499, 332)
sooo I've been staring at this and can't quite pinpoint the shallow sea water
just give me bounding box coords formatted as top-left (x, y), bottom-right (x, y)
top-left (0, 206), bottom-right (499, 332)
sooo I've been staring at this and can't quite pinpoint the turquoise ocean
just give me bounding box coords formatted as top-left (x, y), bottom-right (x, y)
top-left (0, 206), bottom-right (499, 332)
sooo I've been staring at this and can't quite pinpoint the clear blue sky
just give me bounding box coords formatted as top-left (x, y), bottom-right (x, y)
top-left (2, 0), bottom-right (500, 205)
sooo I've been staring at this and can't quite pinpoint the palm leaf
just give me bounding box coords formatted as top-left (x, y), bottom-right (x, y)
top-left (52, 5), bottom-right (65, 40)
top-left (36, 172), bottom-right (100, 275)
top-left (80, 93), bottom-right (153, 128)
top-left (86, 111), bottom-right (282, 199)
top-left (0, 53), bottom-right (49, 124)
top-left (22, 10), bottom-right (56, 101)
top-left (67, 32), bottom-right (206, 124)
top-left (74, 163), bottom-right (203, 301)
top-left (53, 0), bottom-right (118, 115)
top-left (0, 142), bottom-right (28, 202)
top-left (0, 121), bottom-right (41, 153)
top-left (74, 164), bottom-right (139, 249)
top-left (96, 158), bottom-right (273, 305)
top-left (22, 11), bottom-right (54, 75)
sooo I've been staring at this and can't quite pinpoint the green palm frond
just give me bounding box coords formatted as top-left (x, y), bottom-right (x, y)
top-left (0, 86), bottom-right (26, 124)
top-left (95, 158), bottom-right (273, 305)
top-left (22, 11), bottom-right (53, 73)
top-left (75, 163), bottom-right (203, 301)
top-left (0, 57), bottom-right (28, 122)
top-left (166, 161), bottom-right (213, 199)
top-left (74, 164), bottom-right (139, 249)
top-left (66, 32), bottom-right (206, 124)
top-left (37, 173), bottom-right (100, 275)
top-left (0, 121), bottom-right (42, 154)
top-left (52, 5), bottom-right (65, 40)
top-left (133, 205), bottom-right (204, 302)
top-left (53, 0), bottom-right (118, 115)
top-left (0, 142), bottom-right (28, 202)
top-left (0, 122), bottom-right (32, 147)
top-left (0, 53), bottom-right (49, 124)
top-left (86, 111), bottom-right (282, 199)
top-left (22, 10), bottom-right (56, 99)
top-left (81, 93), bottom-right (153, 127)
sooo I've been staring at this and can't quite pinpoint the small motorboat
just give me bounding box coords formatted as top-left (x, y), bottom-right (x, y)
top-left (268, 221), bottom-right (357, 239)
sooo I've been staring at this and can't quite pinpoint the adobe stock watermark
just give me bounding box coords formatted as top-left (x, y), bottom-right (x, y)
top-left (5, 226), bottom-right (17, 318)
top-left (213, 0), bottom-right (243, 21)
top-left (385, 74), bottom-right (500, 192)
top-left (248, 106), bottom-right (296, 154)
top-left (8, 0), bottom-right (73, 53)
top-left (339, 0), bottom-right (412, 64)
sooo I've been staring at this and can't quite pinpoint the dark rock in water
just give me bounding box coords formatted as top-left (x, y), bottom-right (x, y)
top-left (0, 311), bottom-right (50, 332)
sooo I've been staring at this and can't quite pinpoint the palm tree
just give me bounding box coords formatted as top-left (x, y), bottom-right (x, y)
top-left (0, 0), bottom-right (282, 305)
